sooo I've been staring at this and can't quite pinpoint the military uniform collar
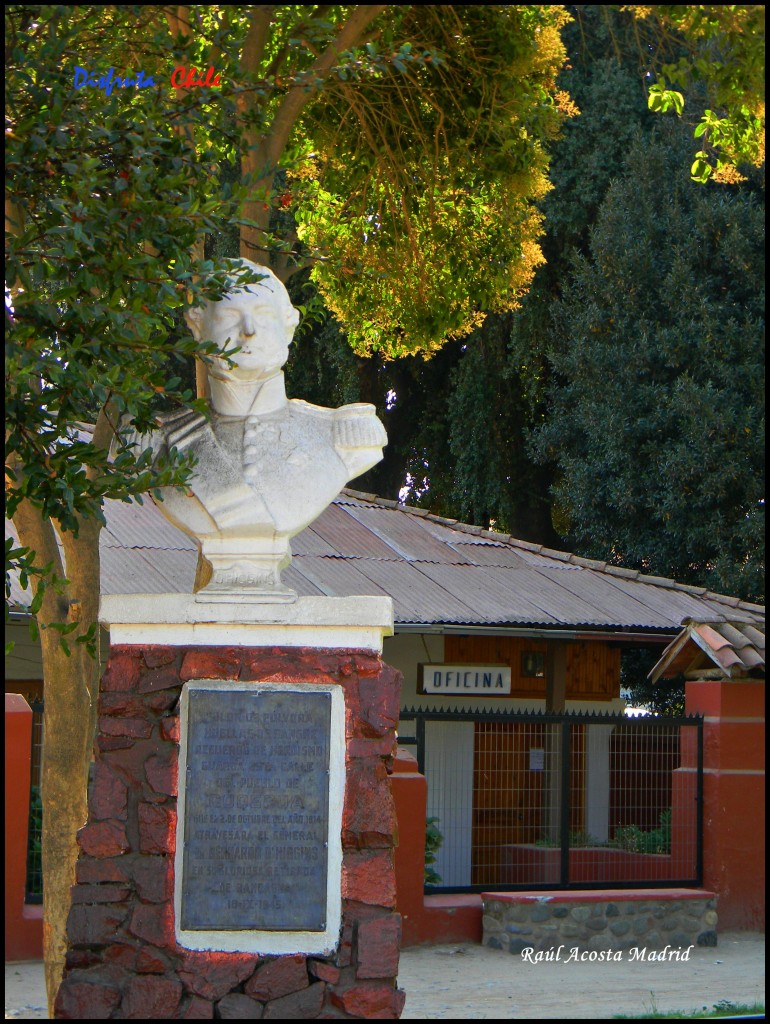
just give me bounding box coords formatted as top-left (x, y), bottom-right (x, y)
top-left (208, 371), bottom-right (288, 418)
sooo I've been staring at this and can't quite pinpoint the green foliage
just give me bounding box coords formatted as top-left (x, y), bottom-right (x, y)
top-left (26, 784), bottom-right (43, 899)
top-left (369, 48), bottom-right (658, 543)
top-left (294, 4), bottom-right (572, 355)
top-left (634, 5), bottom-right (765, 182)
top-left (621, 648), bottom-right (685, 717)
top-left (611, 810), bottom-right (671, 856)
top-left (535, 830), bottom-right (603, 848)
top-left (533, 812), bottom-right (672, 855)
top-left (532, 117), bottom-right (765, 603)
top-left (5, 6), bottom-right (257, 597)
top-left (424, 816), bottom-right (444, 886)
top-left (614, 1002), bottom-right (765, 1020)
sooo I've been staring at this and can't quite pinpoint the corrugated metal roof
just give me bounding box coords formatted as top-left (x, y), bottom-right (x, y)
top-left (650, 620), bottom-right (766, 681)
top-left (101, 498), bottom-right (197, 551)
top-left (7, 489), bottom-right (764, 638)
top-left (341, 502), bottom-right (475, 564)
top-left (303, 502), bottom-right (400, 560)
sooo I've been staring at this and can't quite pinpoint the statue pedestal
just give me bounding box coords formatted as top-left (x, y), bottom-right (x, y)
top-left (55, 596), bottom-right (405, 1020)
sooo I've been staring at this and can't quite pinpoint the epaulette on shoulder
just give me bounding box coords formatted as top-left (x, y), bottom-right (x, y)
top-left (161, 409), bottom-right (208, 451)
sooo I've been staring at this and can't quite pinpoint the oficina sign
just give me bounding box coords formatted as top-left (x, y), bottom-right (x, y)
top-left (418, 664), bottom-right (512, 696)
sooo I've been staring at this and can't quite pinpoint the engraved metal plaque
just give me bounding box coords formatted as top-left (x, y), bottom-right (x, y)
top-left (180, 687), bottom-right (331, 932)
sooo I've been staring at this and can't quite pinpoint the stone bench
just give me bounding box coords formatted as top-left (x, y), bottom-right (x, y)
top-left (481, 889), bottom-right (717, 955)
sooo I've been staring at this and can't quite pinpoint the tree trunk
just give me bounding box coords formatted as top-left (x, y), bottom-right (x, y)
top-left (40, 633), bottom-right (95, 1013)
top-left (13, 504), bottom-right (102, 1015)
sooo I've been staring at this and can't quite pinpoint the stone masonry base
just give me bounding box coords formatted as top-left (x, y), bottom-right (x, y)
top-left (482, 889), bottom-right (718, 955)
top-left (54, 644), bottom-right (405, 1020)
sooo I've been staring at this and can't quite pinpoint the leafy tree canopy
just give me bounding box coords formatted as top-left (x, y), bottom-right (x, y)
top-left (634, 4), bottom-right (765, 182)
top-left (532, 117), bottom-right (765, 603)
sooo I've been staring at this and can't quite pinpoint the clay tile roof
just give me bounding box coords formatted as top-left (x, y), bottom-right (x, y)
top-left (649, 619), bottom-right (766, 682)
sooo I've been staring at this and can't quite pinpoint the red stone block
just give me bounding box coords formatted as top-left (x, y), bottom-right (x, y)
top-left (138, 802), bottom-right (177, 854)
top-left (54, 980), bottom-right (122, 1019)
top-left (342, 760), bottom-right (398, 849)
top-left (90, 762), bottom-right (128, 820)
top-left (312, 652), bottom-right (351, 677)
top-left (336, 918), bottom-right (355, 967)
top-left (143, 647), bottom-right (178, 669)
top-left (145, 688), bottom-right (182, 713)
top-left (99, 693), bottom-right (146, 717)
top-left (239, 652), bottom-right (287, 680)
top-left (71, 884), bottom-right (131, 905)
top-left (136, 946), bottom-right (171, 973)
top-left (240, 649), bottom-right (339, 685)
top-left (342, 850), bottom-right (397, 908)
top-left (357, 670), bottom-right (401, 738)
top-left (101, 652), bottom-right (142, 692)
top-left (331, 983), bottom-right (401, 1018)
top-left (393, 987), bottom-right (406, 1016)
top-left (128, 901), bottom-right (175, 948)
top-left (137, 665), bottom-right (183, 694)
top-left (178, 951), bottom-right (260, 1001)
top-left (356, 916), bottom-right (401, 979)
top-left (77, 820), bottom-right (130, 858)
top-left (67, 903), bottom-right (129, 947)
top-left (353, 654), bottom-right (383, 677)
top-left (307, 960), bottom-right (341, 984)
top-left (160, 715), bottom-right (181, 742)
top-left (182, 996), bottom-right (216, 1019)
top-left (181, 650), bottom-right (242, 681)
top-left (122, 975), bottom-right (183, 1018)
top-left (348, 736), bottom-right (398, 760)
top-left (96, 735), bottom-right (135, 752)
top-left (64, 949), bottom-right (101, 970)
top-left (102, 739), bottom-right (156, 785)
top-left (99, 715), bottom-right (153, 739)
top-left (216, 993), bottom-right (264, 1018)
top-left (76, 857), bottom-right (130, 885)
top-left (145, 753), bottom-right (178, 796)
top-left (133, 855), bottom-right (174, 903)
top-left (103, 942), bottom-right (139, 970)
top-left (263, 982), bottom-right (325, 1019)
top-left (245, 955), bottom-right (309, 1001)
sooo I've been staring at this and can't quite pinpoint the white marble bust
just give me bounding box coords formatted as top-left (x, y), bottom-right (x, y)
top-left (134, 260), bottom-right (387, 601)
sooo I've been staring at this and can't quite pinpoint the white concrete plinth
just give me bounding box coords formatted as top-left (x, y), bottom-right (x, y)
top-left (99, 594), bottom-right (394, 653)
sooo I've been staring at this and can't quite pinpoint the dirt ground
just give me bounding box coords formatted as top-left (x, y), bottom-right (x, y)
top-left (5, 933), bottom-right (765, 1019)
top-left (397, 932), bottom-right (765, 1019)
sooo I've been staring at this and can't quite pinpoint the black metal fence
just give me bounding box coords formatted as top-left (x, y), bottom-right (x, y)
top-left (398, 708), bottom-right (703, 893)
top-left (25, 699), bottom-right (44, 903)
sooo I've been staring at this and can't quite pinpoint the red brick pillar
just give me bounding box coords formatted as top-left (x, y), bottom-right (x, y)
top-left (669, 724), bottom-right (699, 881)
top-left (5, 693), bottom-right (44, 961)
top-left (391, 748), bottom-right (428, 947)
top-left (685, 678), bottom-right (765, 929)
top-left (54, 616), bottom-right (405, 1018)
top-left (390, 747), bottom-right (482, 947)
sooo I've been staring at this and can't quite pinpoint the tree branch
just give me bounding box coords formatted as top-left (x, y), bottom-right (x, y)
top-left (90, 397), bottom-right (120, 456)
top-left (266, 5), bottom-right (387, 165)
top-left (264, 5), bottom-right (336, 79)
top-left (11, 499), bottom-right (69, 621)
top-left (240, 5), bottom-right (277, 76)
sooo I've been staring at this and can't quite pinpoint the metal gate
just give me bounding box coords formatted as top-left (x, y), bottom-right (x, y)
top-left (398, 709), bottom-right (703, 892)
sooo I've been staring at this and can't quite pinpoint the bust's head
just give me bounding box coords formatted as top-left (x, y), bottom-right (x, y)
top-left (185, 261), bottom-right (300, 382)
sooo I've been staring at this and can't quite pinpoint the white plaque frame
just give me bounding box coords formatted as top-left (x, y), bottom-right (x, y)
top-left (175, 679), bottom-right (345, 955)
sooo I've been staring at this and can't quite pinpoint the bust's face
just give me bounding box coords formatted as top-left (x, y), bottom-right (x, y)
top-left (188, 266), bottom-right (300, 382)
